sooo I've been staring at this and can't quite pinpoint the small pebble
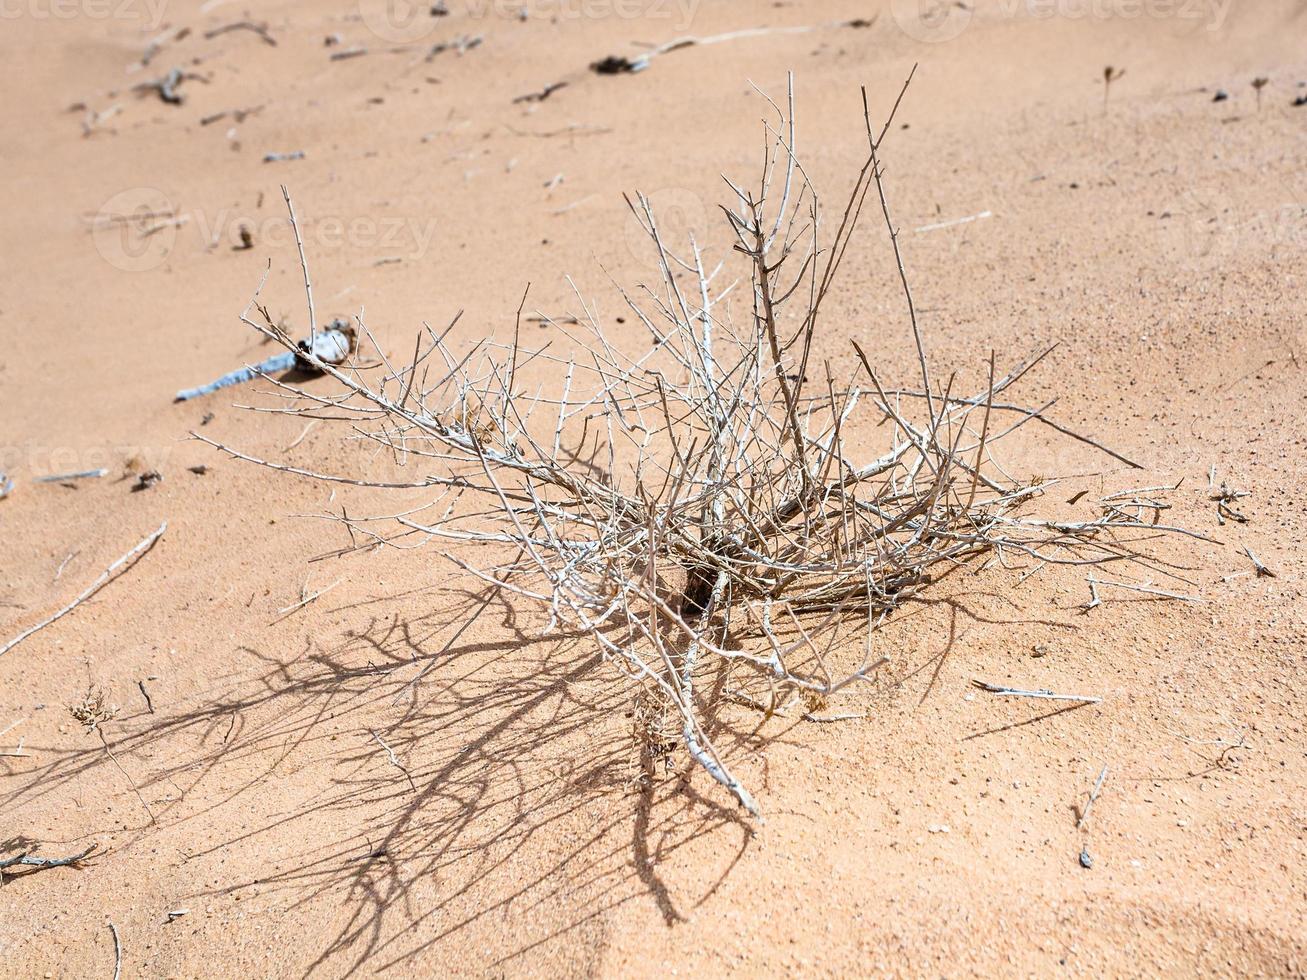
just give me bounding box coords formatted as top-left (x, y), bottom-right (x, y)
top-left (1212, 89), bottom-right (1229, 102)
top-left (1079, 847), bottom-right (1093, 869)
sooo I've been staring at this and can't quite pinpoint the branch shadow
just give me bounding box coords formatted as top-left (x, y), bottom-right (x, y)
top-left (0, 579), bottom-right (758, 974)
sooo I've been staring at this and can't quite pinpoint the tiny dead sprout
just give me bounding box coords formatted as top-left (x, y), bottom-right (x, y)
top-left (68, 686), bottom-right (118, 734)
top-left (631, 686), bottom-right (679, 782)
top-left (1103, 65), bottom-right (1125, 112)
top-left (201, 72), bottom-right (1196, 816)
top-left (798, 688), bottom-right (829, 716)
top-left (69, 686), bottom-right (155, 824)
top-left (1251, 76), bottom-right (1268, 112)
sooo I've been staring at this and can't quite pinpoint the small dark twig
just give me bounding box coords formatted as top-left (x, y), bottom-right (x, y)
top-left (204, 21), bottom-right (277, 46)
top-left (514, 81), bottom-right (567, 104)
top-left (109, 921), bottom-right (122, 980)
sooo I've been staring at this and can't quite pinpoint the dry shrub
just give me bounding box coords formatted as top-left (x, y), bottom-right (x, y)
top-left (202, 75), bottom-right (1188, 815)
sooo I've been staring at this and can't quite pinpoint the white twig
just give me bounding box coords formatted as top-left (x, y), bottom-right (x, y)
top-left (369, 728), bottom-right (416, 792)
top-left (34, 468), bottom-right (109, 483)
top-left (0, 523), bottom-right (167, 657)
top-left (272, 579), bottom-right (342, 621)
top-left (915, 210), bottom-right (992, 233)
top-left (972, 680), bottom-right (1103, 704)
top-left (1077, 765), bottom-right (1108, 828)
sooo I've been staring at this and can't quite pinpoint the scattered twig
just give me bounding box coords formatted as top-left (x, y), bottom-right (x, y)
top-left (79, 103), bottom-right (123, 138)
top-left (1210, 479), bottom-right (1250, 525)
top-left (283, 420), bottom-right (320, 452)
top-left (108, 921), bottom-right (122, 980)
top-left (915, 210), bottom-right (992, 233)
top-left (1086, 575), bottom-right (1204, 604)
top-left (263, 150), bottom-right (306, 163)
top-left (330, 46), bottom-right (367, 61)
top-left (972, 681), bottom-right (1103, 704)
top-left (368, 729), bottom-right (416, 792)
top-left (204, 21), bottom-right (277, 46)
top-left (138, 25), bottom-right (190, 68)
top-left (134, 67), bottom-right (204, 106)
top-left (0, 523), bottom-right (167, 657)
top-left (426, 34), bottom-right (482, 60)
top-left (1243, 546), bottom-right (1275, 577)
top-left (1076, 765), bottom-right (1108, 828)
top-left (200, 105), bottom-right (263, 127)
top-left (137, 680), bottom-right (154, 714)
top-left (592, 24), bottom-right (823, 74)
top-left (0, 717), bottom-right (26, 758)
top-left (272, 579), bottom-right (342, 622)
top-left (34, 468), bottom-right (108, 484)
top-left (0, 844), bottom-right (97, 877)
top-left (513, 81), bottom-right (567, 104)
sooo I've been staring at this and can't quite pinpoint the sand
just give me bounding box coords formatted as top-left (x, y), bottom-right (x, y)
top-left (1, 0), bottom-right (1304, 975)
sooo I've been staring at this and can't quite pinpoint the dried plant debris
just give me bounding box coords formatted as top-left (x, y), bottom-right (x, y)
top-left (0, 523), bottom-right (167, 658)
top-left (201, 76), bottom-right (1194, 816)
top-left (204, 21), bottom-right (277, 46)
top-left (1, 844), bottom-right (98, 880)
top-left (174, 318), bottom-right (356, 401)
top-left (1210, 480), bottom-right (1250, 524)
top-left (130, 470), bottom-right (163, 492)
top-left (427, 35), bottom-right (482, 60)
top-left (134, 68), bottom-right (206, 106)
top-left (69, 686), bottom-right (119, 733)
top-left (590, 21), bottom-right (869, 77)
top-left (514, 82), bottom-right (568, 104)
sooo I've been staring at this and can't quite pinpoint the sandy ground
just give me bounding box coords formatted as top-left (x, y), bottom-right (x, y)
top-left (1, 0), bottom-right (1305, 975)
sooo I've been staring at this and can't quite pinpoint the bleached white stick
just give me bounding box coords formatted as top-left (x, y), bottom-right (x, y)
top-left (0, 522), bottom-right (167, 657)
top-left (915, 210), bottom-right (992, 233)
top-left (972, 680), bottom-right (1102, 703)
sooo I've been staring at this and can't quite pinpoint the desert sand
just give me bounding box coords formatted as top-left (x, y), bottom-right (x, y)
top-left (1, 0), bottom-right (1304, 975)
